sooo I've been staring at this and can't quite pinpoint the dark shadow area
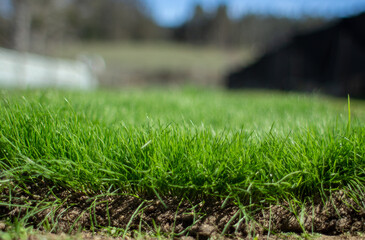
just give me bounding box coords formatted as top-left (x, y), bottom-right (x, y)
top-left (226, 13), bottom-right (365, 99)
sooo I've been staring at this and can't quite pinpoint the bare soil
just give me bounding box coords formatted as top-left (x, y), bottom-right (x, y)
top-left (1, 181), bottom-right (365, 239)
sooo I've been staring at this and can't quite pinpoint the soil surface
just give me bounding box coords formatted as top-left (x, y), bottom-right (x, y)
top-left (1, 181), bottom-right (365, 239)
top-left (1, 230), bottom-right (365, 240)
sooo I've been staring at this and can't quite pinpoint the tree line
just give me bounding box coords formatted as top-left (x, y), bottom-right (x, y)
top-left (0, 0), bottom-right (328, 52)
top-left (174, 5), bottom-right (327, 49)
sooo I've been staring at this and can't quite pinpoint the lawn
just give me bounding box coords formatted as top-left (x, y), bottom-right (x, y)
top-left (47, 41), bottom-right (254, 86)
top-left (1, 88), bottom-right (364, 239)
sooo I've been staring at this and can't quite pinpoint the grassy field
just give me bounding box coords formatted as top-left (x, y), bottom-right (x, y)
top-left (1, 88), bottom-right (364, 238)
top-left (47, 42), bottom-right (254, 86)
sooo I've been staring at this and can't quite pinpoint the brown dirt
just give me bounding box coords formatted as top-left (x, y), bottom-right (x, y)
top-left (2, 230), bottom-right (365, 240)
top-left (1, 181), bottom-right (365, 239)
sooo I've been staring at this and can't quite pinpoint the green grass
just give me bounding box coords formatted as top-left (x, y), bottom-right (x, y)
top-left (1, 88), bottom-right (364, 204)
top-left (47, 41), bottom-right (254, 86)
top-left (49, 41), bottom-right (252, 73)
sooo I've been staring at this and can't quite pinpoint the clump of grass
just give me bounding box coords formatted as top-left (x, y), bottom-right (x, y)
top-left (1, 88), bottom-right (364, 200)
top-left (0, 88), bottom-right (364, 235)
top-left (0, 219), bottom-right (34, 240)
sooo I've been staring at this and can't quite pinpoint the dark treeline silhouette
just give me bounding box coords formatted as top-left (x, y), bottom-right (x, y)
top-left (226, 13), bottom-right (365, 99)
top-left (1, 0), bottom-right (328, 52)
top-left (173, 5), bottom-right (327, 49)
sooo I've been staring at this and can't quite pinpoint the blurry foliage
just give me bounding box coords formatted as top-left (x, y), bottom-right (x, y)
top-left (66, 0), bottom-right (166, 40)
top-left (0, 15), bottom-right (11, 47)
top-left (1, 0), bottom-right (329, 52)
top-left (4, 0), bottom-right (167, 52)
top-left (173, 4), bottom-right (328, 49)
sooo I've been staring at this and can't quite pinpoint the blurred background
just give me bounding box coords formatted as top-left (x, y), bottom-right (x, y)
top-left (0, 0), bottom-right (364, 95)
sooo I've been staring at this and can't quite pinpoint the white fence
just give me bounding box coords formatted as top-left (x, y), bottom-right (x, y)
top-left (0, 48), bottom-right (98, 89)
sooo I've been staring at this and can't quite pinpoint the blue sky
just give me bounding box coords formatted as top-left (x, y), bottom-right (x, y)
top-left (1, 0), bottom-right (365, 27)
top-left (142, 0), bottom-right (365, 27)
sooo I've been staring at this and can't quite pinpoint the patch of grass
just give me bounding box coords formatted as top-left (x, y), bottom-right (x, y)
top-left (49, 41), bottom-right (252, 72)
top-left (0, 219), bottom-right (34, 240)
top-left (1, 88), bottom-right (364, 197)
top-left (0, 88), bottom-right (364, 236)
top-left (47, 41), bottom-right (254, 85)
